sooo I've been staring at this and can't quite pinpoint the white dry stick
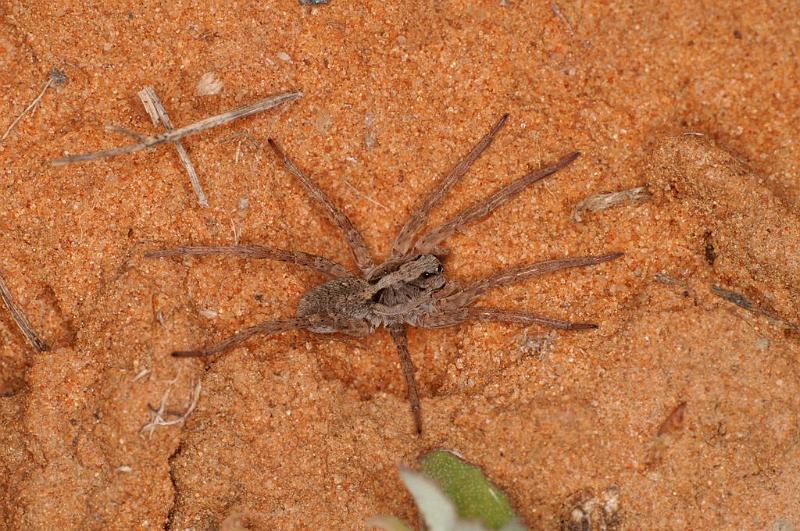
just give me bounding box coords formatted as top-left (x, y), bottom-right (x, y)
top-left (2, 68), bottom-right (66, 141)
top-left (52, 90), bottom-right (303, 166)
top-left (572, 186), bottom-right (651, 223)
top-left (342, 177), bottom-right (389, 210)
top-left (138, 86), bottom-right (209, 207)
top-left (139, 380), bottom-right (202, 438)
top-left (364, 112), bottom-right (378, 150)
top-left (132, 368), bottom-right (151, 382)
top-left (550, 1), bottom-right (575, 35)
top-left (0, 271), bottom-right (49, 352)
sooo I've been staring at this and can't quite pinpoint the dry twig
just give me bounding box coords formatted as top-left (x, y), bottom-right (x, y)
top-left (52, 90), bottom-right (302, 166)
top-left (710, 284), bottom-right (799, 331)
top-left (138, 86), bottom-right (209, 207)
top-left (0, 271), bottom-right (49, 352)
top-left (550, 1), bottom-right (575, 35)
top-left (2, 68), bottom-right (66, 141)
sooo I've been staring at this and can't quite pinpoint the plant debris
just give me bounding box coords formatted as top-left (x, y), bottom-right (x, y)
top-left (710, 284), bottom-right (799, 332)
top-left (52, 90), bottom-right (302, 166)
top-left (138, 86), bottom-right (209, 207)
top-left (0, 270), bottom-right (49, 352)
top-left (139, 380), bottom-right (202, 438)
top-left (2, 68), bottom-right (66, 142)
top-left (572, 186), bottom-right (651, 223)
top-left (196, 72), bottom-right (224, 96)
top-left (645, 401), bottom-right (687, 468)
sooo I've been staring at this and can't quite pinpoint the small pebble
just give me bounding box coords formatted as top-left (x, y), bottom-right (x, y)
top-left (773, 519), bottom-right (795, 531)
top-left (197, 72), bottom-right (223, 96)
top-left (200, 308), bottom-right (218, 319)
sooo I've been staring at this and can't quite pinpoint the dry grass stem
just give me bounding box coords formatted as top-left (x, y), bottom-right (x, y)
top-left (2, 68), bottom-right (66, 142)
top-left (572, 185), bottom-right (651, 222)
top-left (138, 86), bottom-right (209, 207)
top-left (0, 271), bottom-right (49, 352)
top-left (550, 1), bottom-right (575, 35)
top-left (342, 177), bottom-right (389, 210)
top-left (139, 380), bottom-right (202, 438)
top-left (52, 90), bottom-right (303, 166)
top-left (132, 368), bottom-right (151, 382)
top-left (710, 284), bottom-right (799, 331)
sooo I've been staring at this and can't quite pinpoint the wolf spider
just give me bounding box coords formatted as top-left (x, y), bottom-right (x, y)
top-left (146, 114), bottom-right (622, 433)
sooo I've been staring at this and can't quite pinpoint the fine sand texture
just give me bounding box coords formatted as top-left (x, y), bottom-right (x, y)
top-left (1, 1), bottom-right (799, 529)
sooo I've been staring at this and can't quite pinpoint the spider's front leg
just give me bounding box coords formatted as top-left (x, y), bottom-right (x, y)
top-left (419, 253), bottom-right (622, 330)
top-left (438, 253), bottom-right (623, 308)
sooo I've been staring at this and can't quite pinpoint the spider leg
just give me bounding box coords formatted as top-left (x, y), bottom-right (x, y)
top-left (268, 138), bottom-right (376, 276)
top-left (416, 307), bottom-right (595, 330)
top-left (390, 114), bottom-right (509, 259)
top-left (439, 253), bottom-right (623, 309)
top-left (172, 317), bottom-right (310, 358)
top-left (388, 325), bottom-right (423, 434)
top-left (413, 151), bottom-right (581, 255)
top-left (463, 307), bottom-right (597, 329)
top-left (145, 245), bottom-right (352, 278)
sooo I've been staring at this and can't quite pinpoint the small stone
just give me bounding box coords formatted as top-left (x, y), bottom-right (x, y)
top-left (197, 72), bottom-right (223, 96)
top-left (772, 519), bottom-right (795, 531)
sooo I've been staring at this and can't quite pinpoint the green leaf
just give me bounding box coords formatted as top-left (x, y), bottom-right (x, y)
top-left (419, 450), bottom-right (520, 530)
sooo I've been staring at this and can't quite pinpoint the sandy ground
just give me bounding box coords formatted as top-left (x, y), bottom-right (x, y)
top-left (1, 1), bottom-right (799, 529)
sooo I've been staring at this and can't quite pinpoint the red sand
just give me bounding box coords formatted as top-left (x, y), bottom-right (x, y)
top-left (1, 1), bottom-right (798, 529)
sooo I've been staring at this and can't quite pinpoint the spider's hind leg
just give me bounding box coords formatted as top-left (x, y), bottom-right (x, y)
top-left (416, 307), bottom-right (595, 330)
top-left (145, 245), bottom-right (352, 278)
top-left (172, 317), bottom-right (309, 358)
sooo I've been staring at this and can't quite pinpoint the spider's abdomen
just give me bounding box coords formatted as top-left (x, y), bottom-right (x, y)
top-left (296, 278), bottom-right (372, 335)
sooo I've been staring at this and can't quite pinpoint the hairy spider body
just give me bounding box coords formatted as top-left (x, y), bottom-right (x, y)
top-left (296, 254), bottom-right (447, 332)
top-left (146, 114), bottom-right (622, 433)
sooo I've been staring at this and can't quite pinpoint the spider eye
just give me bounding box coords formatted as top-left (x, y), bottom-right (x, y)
top-left (436, 264), bottom-right (444, 273)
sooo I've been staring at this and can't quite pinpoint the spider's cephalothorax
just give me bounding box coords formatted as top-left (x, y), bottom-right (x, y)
top-left (295, 254), bottom-right (448, 333)
top-left (146, 114), bottom-right (622, 433)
